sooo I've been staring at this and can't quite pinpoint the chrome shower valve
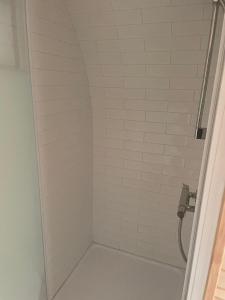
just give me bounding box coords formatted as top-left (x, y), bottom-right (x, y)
top-left (177, 184), bottom-right (197, 219)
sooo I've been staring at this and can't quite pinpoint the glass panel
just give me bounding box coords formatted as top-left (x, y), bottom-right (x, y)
top-left (0, 1), bottom-right (47, 299)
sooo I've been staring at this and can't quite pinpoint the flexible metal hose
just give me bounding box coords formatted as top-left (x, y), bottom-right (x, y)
top-left (178, 218), bottom-right (187, 263)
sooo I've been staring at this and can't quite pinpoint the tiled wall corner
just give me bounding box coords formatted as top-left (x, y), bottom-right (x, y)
top-left (67, 0), bottom-right (219, 268)
top-left (27, 0), bottom-right (93, 297)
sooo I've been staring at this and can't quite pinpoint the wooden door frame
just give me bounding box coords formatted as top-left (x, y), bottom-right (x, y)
top-left (204, 191), bottom-right (225, 299)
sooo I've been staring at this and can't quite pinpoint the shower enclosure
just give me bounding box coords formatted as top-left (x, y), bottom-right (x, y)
top-left (1, 0), bottom-right (225, 299)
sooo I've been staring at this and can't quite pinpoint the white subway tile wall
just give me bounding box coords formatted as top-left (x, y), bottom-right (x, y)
top-left (27, 0), bottom-right (93, 298)
top-left (67, 0), bottom-right (216, 268)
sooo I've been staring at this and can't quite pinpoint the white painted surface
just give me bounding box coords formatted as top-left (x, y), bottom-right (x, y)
top-left (0, 1), bottom-right (47, 299)
top-left (26, 0), bottom-right (93, 298)
top-left (54, 244), bottom-right (184, 300)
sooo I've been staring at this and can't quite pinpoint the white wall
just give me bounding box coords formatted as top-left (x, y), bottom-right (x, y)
top-left (27, 0), bottom-right (93, 298)
top-left (0, 1), bottom-right (47, 299)
top-left (67, 0), bottom-right (213, 268)
top-left (0, 0), bottom-right (16, 67)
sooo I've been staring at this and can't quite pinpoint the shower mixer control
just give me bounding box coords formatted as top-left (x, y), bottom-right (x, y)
top-left (177, 184), bottom-right (197, 262)
top-left (177, 184), bottom-right (197, 219)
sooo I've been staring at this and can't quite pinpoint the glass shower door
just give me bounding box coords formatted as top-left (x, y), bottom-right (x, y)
top-left (0, 1), bottom-right (47, 299)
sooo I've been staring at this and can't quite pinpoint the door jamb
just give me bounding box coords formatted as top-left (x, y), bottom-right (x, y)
top-left (182, 16), bottom-right (225, 300)
top-left (204, 190), bottom-right (225, 299)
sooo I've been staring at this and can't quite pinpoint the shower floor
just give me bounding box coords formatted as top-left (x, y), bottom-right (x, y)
top-left (54, 244), bottom-right (185, 300)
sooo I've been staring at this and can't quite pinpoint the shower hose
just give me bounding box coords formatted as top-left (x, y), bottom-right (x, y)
top-left (178, 218), bottom-right (187, 263)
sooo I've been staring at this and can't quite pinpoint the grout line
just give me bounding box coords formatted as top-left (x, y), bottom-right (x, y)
top-left (51, 243), bottom-right (94, 300)
top-left (93, 242), bottom-right (186, 272)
